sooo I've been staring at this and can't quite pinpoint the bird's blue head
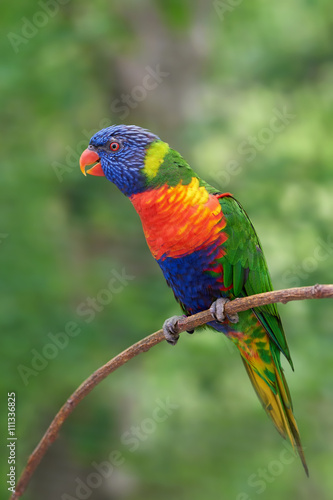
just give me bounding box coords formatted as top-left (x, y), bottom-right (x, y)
top-left (80, 124), bottom-right (163, 196)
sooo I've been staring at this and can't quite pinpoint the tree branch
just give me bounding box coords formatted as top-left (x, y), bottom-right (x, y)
top-left (10, 284), bottom-right (333, 499)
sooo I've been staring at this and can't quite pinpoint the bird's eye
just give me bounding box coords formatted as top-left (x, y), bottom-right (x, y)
top-left (109, 141), bottom-right (120, 151)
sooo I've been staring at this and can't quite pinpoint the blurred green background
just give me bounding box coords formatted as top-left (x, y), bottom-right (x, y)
top-left (1, 1), bottom-right (333, 499)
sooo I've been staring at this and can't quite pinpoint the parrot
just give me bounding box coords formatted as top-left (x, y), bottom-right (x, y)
top-left (79, 124), bottom-right (308, 474)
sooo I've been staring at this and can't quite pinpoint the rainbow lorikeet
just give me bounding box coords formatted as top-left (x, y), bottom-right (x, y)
top-left (80, 124), bottom-right (307, 474)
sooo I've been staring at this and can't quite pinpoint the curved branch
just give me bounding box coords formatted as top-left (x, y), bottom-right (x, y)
top-left (10, 284), bottom-right (333, 499)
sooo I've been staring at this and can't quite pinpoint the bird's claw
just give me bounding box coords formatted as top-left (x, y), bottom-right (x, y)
top-left (210, 298), bottom-right (239, 324)
top-left (163, 316), bottom-right (182, 345)
top-left (163, 315), bottom-right (195, 345)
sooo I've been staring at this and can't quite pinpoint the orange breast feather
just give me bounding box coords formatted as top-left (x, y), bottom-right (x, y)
top-left (130, 178), bottom-right (227, 260)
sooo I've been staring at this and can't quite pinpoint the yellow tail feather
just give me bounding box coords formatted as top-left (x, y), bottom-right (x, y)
top-left (241, 357), bottom-right (308, 475)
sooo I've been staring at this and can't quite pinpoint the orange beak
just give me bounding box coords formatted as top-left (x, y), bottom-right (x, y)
top-left (80, 148), bottom-right (105, 176)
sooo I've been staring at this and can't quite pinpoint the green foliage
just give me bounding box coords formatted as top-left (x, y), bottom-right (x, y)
top-left (1, 1), bottom-right (332, 499)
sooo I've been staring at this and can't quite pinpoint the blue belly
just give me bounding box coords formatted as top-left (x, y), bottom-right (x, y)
top-left (157, 244), bottom-right (226, 314)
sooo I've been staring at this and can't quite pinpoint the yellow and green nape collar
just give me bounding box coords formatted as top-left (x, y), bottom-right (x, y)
top-left (143, 140), bottom-right (169, 180)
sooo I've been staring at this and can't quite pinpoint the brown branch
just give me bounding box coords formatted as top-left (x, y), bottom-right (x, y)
top-left (11, 284), bottom-right (333, 499)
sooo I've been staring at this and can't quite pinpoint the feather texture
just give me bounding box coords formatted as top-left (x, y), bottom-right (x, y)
top-left (82, 125), bottom-right (308, 474)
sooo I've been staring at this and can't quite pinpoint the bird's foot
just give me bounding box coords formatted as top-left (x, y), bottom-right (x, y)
top-left (163, 316), bottom-right (182, 345)
top-left (210, 298), bottom-right (239, 324)
top-left (163, 316), bottom-right (194, 345)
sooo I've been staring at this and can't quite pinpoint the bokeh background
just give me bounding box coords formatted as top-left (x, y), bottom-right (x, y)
top-left (1, 1), bottom-right (333, 499)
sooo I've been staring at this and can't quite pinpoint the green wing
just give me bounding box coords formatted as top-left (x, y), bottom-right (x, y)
top-left (218, 194), bottom-right (293, 367)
